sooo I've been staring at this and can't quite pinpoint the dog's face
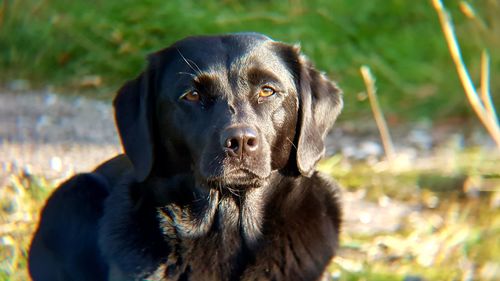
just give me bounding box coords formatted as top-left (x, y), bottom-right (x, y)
top-left (114, 33), bottom-right (342, 187)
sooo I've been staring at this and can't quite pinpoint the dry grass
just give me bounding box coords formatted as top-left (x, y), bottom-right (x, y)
top-left (320, 147), bottom-right (500, 281)
top-left (0, 173), bottom-right (54, 280)
top-left (1, 147), bottom-right (499, 280)
top-left (360, 65), bottom-right (396, 163)
top-left (432, 0), bottom-right (500, 149)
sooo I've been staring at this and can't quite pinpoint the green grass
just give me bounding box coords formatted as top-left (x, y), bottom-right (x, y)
top-left (1, 0), bottom-right (499, 121)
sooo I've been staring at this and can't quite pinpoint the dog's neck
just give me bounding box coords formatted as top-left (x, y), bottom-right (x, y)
top-left (144, 171), bottom-right (283, 246)
top-left (101, 171), bottom-right (295, 279)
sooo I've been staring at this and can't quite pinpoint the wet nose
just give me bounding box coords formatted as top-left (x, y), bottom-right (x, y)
top-left (221, 126), bottom-right (259, 158)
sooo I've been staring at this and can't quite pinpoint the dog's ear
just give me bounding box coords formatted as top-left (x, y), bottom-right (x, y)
top-left (113, 67), bottom-right (155, 182)
top-left (292, 48), bottom-right (343, 177)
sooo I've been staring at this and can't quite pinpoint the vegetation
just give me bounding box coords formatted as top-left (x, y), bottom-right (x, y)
top-left (320, 147), bottom-right (500, 280)
top-left (1, 0), bottom-right (499, 121)
top-left (0, 172), bottom-right (53, 281)
top-left (1, 148), bottom-right (499, 280)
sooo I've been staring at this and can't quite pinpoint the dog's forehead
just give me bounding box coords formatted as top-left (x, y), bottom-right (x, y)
top-left (172, 33), bottom-right (271, 61)
top-left (163, 34), bottom-right (289, 75)
top-left (153, 34), bottom-right (297, 100)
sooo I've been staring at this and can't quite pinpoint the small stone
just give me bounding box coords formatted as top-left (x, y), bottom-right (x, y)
top-left (359, 140), bottom-right (382, 158)
top-left (359, 212), bottom-right (372, 224)
top-left (340, 145), bottom-right (356, 159)
top-left (490, 191), bottom-right (500, 209)
top-left (378, 195), bottom-right (391, 207)
top-left (330, 270), bottom-right (341, 280)
top-left (22, 165), bottom-right (32, 177)
top-left (36, 115), bottom-right (50, 131)
top-left (408, 128), bottom-right (433, 151)
top-left (425, 195), bottom-right (439, 209)
top-left (334, 257), bottom-right (363, 272)
top-left (43, 93), bottom-right (58, 106)
top-left (50, 156), bottom-right (63, 172)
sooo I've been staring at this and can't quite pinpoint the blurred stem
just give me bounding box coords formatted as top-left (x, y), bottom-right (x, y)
top-left (360, 65), bottom-right (395, 162)
top-left (459, 1), bottom-right (488, 30)
top-left (432, 0), bottom-right (500, 149)
top-left (481, 51), bottom-right (498, 127)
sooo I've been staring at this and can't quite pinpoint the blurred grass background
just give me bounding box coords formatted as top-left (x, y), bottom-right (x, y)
top-left (1, 0), bottom-right (499, 121)
top-left (1, 0), bottom-right (500, 280)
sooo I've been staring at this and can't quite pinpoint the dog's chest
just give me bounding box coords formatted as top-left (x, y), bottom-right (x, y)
top-left (149, 196), bottom-right (252, 281)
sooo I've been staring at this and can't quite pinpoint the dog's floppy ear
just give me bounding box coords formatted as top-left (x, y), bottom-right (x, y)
top-left (113, 67), bottom-right (155, 182)
top-left (295, 50), bottom-right (343, 177)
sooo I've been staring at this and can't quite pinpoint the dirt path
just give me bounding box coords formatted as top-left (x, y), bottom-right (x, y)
top-left (0, 91), bottom-right (121, 181)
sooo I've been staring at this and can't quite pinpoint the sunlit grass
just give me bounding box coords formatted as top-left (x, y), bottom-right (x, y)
top-left (332, 198), bottom-right (500, 281)
top-left (0, 148), bottom-right (498, 280)
top-left (318, 147), bottom-right (500, 280)
top-left (0, 173), bottom-right (54, 281)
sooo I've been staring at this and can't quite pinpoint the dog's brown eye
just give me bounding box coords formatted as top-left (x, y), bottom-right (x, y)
top-left (259, 86), bottom-right (276, 98)
top-left (180, 90), bottom-right (200, 102)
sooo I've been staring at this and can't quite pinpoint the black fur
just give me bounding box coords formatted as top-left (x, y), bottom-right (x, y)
top-left (29, 33), bottom-right (343, 281)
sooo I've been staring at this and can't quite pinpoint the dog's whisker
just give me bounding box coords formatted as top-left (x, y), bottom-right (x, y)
top-left (176, 48), bottom-right (201, 75)
top-left (286, 137), bottom-right (298, 150)
top-left (177, 71), bottom-right (197, 78)
top-left (186, 58), bottom-right (203, 74)
top-left (226, 186), bottom-right (241, 198)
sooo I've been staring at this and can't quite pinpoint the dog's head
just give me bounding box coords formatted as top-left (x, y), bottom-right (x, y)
top-left (114, 33), bottom-right (342, 187)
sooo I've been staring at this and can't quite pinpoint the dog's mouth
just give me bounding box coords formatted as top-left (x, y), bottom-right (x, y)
top-left (202, 167), bottom-right (267, 190)
top-left (198, 148), bottom-right (272, 189)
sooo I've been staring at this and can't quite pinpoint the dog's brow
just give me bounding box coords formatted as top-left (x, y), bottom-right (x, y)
top-left (193, 73), bottom-right (220, 95)
top-left (247, 67), bottom-right (281, 85)
top-left (193, 73), bottom-right (214, 83)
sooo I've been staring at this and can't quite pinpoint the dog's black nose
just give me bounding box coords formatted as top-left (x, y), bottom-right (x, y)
top-left (221, 126), bottom-right (259, 158)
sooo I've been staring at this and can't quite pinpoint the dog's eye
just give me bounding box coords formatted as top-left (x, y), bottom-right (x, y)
top-left (259, 86), bottom-right (276, 98)
top-left (180, 90), bottom-right (200, 102)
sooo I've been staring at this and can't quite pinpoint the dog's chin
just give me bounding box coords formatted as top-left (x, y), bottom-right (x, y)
top-left (202, 168), bottom-right (268, 190)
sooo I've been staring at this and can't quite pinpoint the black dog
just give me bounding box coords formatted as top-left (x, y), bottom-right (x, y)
top-left (29, 33), bottom-right (343, 281)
